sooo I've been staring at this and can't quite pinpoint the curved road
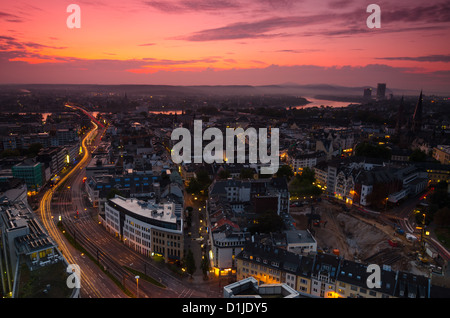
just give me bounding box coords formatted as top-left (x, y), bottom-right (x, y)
top-left (41, 118), bottom-right (223, 298)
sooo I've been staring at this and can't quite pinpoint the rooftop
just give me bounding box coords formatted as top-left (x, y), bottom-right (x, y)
top-left (109, 196), bottom-right (177, 224)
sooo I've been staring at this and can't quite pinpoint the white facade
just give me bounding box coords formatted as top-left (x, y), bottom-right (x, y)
top-left (104, 196), bottom-right (183, 261)
top-left (359, 184), bottom-right (373, 206)
top-left (210, 231), bottom-right (247, 273)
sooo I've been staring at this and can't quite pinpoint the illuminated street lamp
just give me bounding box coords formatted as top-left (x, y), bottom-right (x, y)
top-left (135, 275), bottom-right (140, 298)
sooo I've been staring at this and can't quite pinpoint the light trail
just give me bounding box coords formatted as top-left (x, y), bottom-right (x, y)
top-left (39, 121), bottom-right (103, 297)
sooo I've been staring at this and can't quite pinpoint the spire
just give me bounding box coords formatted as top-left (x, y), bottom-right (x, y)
top-left (412, 90), bottom-right (423, 133)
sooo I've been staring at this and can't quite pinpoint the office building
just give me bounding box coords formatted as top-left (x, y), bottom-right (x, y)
top-left (376, 83), bottom-right (386, 100)
top-left (12, 159), bottom-right (46, 192)
top-left (104, 196), bottom-right (184, 263)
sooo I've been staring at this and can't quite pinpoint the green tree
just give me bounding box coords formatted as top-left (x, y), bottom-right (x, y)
top-left (200, 255), bottom-right (210, 277)
top-left (186, 178), bottom-right (201, 194)
top-left (240, 168), bottom-right (255, 179)
top-left (27, 143), bottom-right (43, 157)
top-left (298, 167), bottom-right (315, 183)
top-left (184, 249), bottom-right (196, 276)
top-left (409, 149), bottom-right (427, 162)
top-left (276, 164), bottom-right (293, 180)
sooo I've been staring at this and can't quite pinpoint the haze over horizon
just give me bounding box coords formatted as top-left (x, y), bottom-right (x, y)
top-left (1, 0), bottom-right (449, 95)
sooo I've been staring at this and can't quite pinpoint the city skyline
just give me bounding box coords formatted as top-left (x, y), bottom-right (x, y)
top-left (0, 0), bottom-right (450, 95)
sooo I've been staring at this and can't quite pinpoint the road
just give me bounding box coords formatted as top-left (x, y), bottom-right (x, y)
top-left (380, 189), bottom-right (450, 262)
top-left (39, 122), bottom-right (125, 297)
top-left (41, 114), bottom-right (223, 297)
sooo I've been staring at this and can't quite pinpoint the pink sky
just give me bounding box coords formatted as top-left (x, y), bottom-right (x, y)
top-left (1, 0), bottom-right (449, 94)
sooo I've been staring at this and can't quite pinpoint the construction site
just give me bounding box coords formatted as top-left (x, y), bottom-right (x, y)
top-left (290, 198), bottom-right (448, 282)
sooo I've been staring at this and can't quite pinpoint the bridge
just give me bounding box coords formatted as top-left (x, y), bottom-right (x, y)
top-left (65, 103), bottom-right (105, 128)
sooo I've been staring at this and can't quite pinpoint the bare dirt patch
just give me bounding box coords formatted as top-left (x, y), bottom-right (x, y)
top-left (290, 199), bottom-right (423, 273)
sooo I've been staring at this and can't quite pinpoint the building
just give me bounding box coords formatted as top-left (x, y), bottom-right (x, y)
top-left (288, 151), bottom-right (325, 173)
top-left (12, 159), bottom-right (47, 192)
top-left (415, 162), bottom-right (450, 185)
top-left (310, 253), bottom-right (341, 298)
top-left (284, 230), bottom-right (317, 255)
top-left (236, 242), bottom-right (315, 293)
top-left (209, 177), bottom-right (290, 215)
top-left (86, 155), bottom-right (119, 178)
top-left (412, 91), bottom-right (423, 134)
top-left (223, 276), bottom-right (302, 298)
top-left (236, 242), bottom-right (437, 298)
top-left (36, 146), bottom-right (67, 176)
top-left (376, 83), bottom-right (386, 100)
top-left (103, 196), bottom-right (184, 263)
top-left (0, 197), bottom-right (67, 297)
top-left (336, 261), bottom-right (397, 298)
top-left (433, 145), bottom-right (450, 165)
top-left (210, 229), bottom-right (250, 276)
top-left (363, 87), bottom-right (372, 99)
top-left (251, 230), bottom-right (317, 256)
top-left (86, 172), bottom-right (159, 212)
top-left (354, 167), bottom-right (402, 206)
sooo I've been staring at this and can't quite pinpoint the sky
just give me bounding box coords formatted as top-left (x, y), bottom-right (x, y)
top-left (0, 0), bottom-right (450, 94)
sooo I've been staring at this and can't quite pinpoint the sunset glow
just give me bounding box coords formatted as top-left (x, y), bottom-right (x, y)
top-left (1, 0), bottom-right (449, 94)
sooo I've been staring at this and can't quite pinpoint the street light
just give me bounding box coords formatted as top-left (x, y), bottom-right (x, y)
top-left (135, 275), bottom-right (140, 298)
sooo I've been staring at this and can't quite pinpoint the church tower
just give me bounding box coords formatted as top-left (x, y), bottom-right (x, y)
top-left (412, 91), bottom-right (423, 134)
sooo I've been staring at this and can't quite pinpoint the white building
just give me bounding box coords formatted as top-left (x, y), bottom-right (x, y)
top-left (284, 230), bottom-right (317, 255)
top-left (210, 230), bottom-right (249, 276)
top-left (104, 196), bottom-right (184, 263)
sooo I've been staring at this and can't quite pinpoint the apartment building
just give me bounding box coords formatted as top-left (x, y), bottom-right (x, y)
top-left (433, 145), bottom-right (450, 165)
top-left (236, 242), bottom-right (435, 298)
top-left (288, 151), bottom-right (325, 173)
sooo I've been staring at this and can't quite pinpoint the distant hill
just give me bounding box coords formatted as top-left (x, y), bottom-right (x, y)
top-left (0, 83), bottom-right (420, 99)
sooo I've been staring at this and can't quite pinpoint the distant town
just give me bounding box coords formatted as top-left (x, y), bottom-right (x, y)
top-left (1, 83), bottom-right (450, 299)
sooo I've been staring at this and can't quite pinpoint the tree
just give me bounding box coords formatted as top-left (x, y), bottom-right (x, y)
top-left (240, 168), bottom-right (255, 179)
top-left (184, 249), bottom-right (196, 276)
top-left (434, 207), bottom-right (450, 228)
top-left (276, 165), bottom-right (293, 180)
top-left (27, 143), bottom-right (43, 157)
top-left (200, 256), bottom-right (210, 277)
top-left (409, 149), bottom-right (427, 162)
top-left (298, 167), bottom-right (315, 183)
top-left (186, 178), bottom-right (201, 193)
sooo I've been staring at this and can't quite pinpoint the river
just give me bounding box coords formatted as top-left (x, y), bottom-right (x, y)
top-left (290, 97), bottom-right (356, 109)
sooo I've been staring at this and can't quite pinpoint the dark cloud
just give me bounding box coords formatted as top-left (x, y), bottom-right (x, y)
top-left (376, 55), bottom-right (450, 63)
top-left (0, 11), bottom-right (25, 23)
top-left (143, 0), bottom-right (241, 13)
top-left (381, 1), bottom-right (450, 24)
top-left (0, 36), bottom-right (67, 51)
top-left (171, 1), bottom-right (450, 42)
top-left (174, 15), bottom-right (331, 41)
